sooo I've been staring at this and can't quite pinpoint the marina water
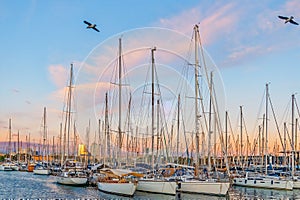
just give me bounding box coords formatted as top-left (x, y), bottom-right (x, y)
top-left (1, 171), bottom-right (300, 199)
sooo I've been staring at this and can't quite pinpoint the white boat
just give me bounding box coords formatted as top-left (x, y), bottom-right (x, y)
top-left (33, 169), bottom-right (51, 175)
top-left (293, 178), bottom-right (300, 189)
top-left (56, 170), bottom-right (88, 186)
top-left (96, 168), bottom-right (139, 197)
top-left (33, 164), bottom-right (51, 175)
top-left (98, 182), bottom-right (137, 197)
top-left (290, 176), bottom-right (300, 189)
top-left (10, 164), bottom-right (20, 171)
top-left (137, 178), bottom-right (177, 195)
top-left (0, 163), bottom-right (12, 171)
top-left (33, 161), bottom-right (51, 175)
top-left (233, 172), bottom-right (293, 190)
top-left (162, 163), bottom-right (230, 196)
top-left (177, 179), bottom-right (230, 196)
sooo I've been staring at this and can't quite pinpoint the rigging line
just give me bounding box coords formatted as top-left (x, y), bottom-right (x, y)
top-left (268, 94), bottom-right (284, 152)
top-left (154, 69), bottom-right (171, 159)
top-left (173, 45), bottom-right (192, 94)
top-left (228, 112), bottom-right (237, 156)
top-left (181, 100), bottom-right (190, 162)
top-left (234, 110), bottom-right (240, 154)
top-left (279, 98), bottom-right (291, 129)
top-left (211, 77), bottom-right (225, 145)
top-left (197, 25), bottom-right (228, 168)
top-left (183, 64), bottom-right (195, 127)
top-left (241, 110), bottom-right (250, 149)
top-left (136, 57), bottom-right (151, 128)
top-left (284, 123), bottom-right (294, 151)
top-left (295, 96), bottom-right (300, 119)
top-left (251, 87), bottom-right (266, 142)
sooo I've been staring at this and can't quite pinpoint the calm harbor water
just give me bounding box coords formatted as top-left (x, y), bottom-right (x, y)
top-left (1, 171), bottom-right (300, 199)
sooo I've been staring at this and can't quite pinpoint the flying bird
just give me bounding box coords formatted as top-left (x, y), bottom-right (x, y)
top-left (278, 15), bottom-right (299, 25)
top-left (83, 20), bottom-right (100, 32)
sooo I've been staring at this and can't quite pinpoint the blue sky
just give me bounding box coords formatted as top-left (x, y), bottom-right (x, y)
top-left (1, 0), bottom-right (300, 152)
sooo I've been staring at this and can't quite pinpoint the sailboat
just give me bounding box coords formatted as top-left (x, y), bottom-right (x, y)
top-left (97, 168), bottom-right (141, 197)
top-left (57, 159), bottom-right (88, 186)
top-left (33, 107), bottom-right (51, 175)
top-left (135, 47), bottom-right (177, 195)
top-left (56, 64), bottom-right (88, 186)
top-left (233, 84), bottom-right (293, 190)
top-left (0, 119), bottom-right (13, 171)
top-left (97, 38), bottom-right (139, 196)
top-left (171, 24), bottom-right (230, 196)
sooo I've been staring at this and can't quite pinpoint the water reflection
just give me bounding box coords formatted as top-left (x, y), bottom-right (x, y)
top-left (2, 171), bottom-right (300, 199)
top-left (232, 186), bottom-right (299, 200)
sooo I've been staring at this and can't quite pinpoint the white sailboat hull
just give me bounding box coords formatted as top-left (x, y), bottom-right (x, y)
top-left (137, 179), bottom-right (177, 195)
top-left (0, 165), bottom-right (12, 171)
top-left (97, 182), bottom-right (137, 197)
top-left (177, 180), bottom-right (230, 196)
top-left (56, 176), bottom-right (87, 186)
top-left (33, 169), bottom-right (51, 175)
top-left (293, 179), bottom-right (300, 189)
top-left (233, 177), bottom-right (293, 190)
top-left (10, 165), bottom-right (19, 171)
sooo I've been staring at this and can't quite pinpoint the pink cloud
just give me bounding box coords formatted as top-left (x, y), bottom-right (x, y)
top-left (157, 7), bottom-right (200, 35)
top-left (200, 3), bottom-right (240, 45)
top-left (285, 0), bottom-right (300, 13)
top-left (156, 2), bottom-right (239, 46)
top-left (48, 64), bottom-right (68, 88)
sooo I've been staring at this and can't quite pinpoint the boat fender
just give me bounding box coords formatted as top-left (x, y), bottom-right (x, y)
top-left (177, 182), bottom-right (181, 189)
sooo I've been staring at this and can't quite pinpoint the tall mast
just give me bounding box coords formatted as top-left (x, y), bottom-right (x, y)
top-left (292, 94), bottom-right (295, 176)
top-left (28, 133), bottom-right (31, 163)
top-left (118, 38), bottom-right (122, 164)
top-left (296, 118), bottom-right (298, 154)
top-left (265, 83), bottom-right (269, 174)
top-left (25, 135), bottom-right (28, 163)
top-left (63, 64), bottom-right (73, 161)
top-left (156, 99), bottom-right (160, 158)
top-left (240, 106), bottom-right (243, 167)
top-left (87, 119), bottom-right (90, 165)
top-left (258, 125), bottom-right (261, 158)
top-left (43, 107), bottom-right (47, 163)
top-left (135, 126), bottom-right (138, 166)
top-left (17, 130), bottom-right (20, 163)
top-left (194, 24), bottom-right (200, 176)
top-left (292, 94), bottom-right (295, 150)
top-left (126, 94), bottom-right (132, 163)
top-left (98, 119), bottom-right (101, 163)
top-left (151, 47), bottom-right (156, 169)
top-left (177, 95), bottom-right (180, 164)
top-left (73, 122), bottom-right (77, 159)
top-left (284, 122), bottom-right (287, 166)
top-left (105, 92), bottom-right (110, 163)
top-left (67, 64), bottom-right (73, 159)
top-left (59, 123), bottom-right (63, 166)
top-left (261, 114), bottom-right (265, 168)
top-left (208, 72), bottom-right (213, 171)
top-left (225, 111), bottom-right (228, 155)
top-left (9, 118), bottom-right (12, 161)
top-left (52, 136), bottom-right (55, 163)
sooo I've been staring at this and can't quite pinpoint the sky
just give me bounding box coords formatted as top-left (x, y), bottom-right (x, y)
top-left (1, 0), bottom-right (300, 154)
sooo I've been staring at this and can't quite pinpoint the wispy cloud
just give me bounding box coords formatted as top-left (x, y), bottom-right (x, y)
top-left (285, 0), bottom-right (300, 13)
top-left (153, 1), bottom-right (300, 68)
top-left (12, 88), bottom-right (20, 93)
top-left (48, 64), bottom-right (68, 88)
top-left (156, 2), bottom-right (240, 45)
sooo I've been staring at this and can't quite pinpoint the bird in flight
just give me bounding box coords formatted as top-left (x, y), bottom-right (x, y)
top-left (83, 20), bottom-right (100, 32)
top-left (278, 16), bottom-right (299, 25)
